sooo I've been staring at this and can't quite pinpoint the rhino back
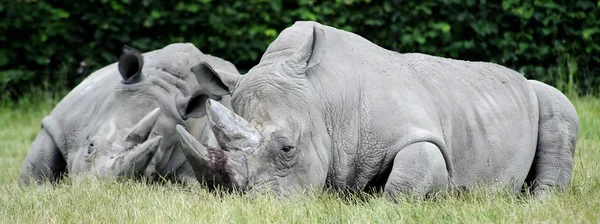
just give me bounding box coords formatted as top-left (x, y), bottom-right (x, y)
top-left (44, 62), bottom-right (122, 154)
top-left (280, 22), bottom-right (538, 189)
top-left (389, 54), bottom-right (539, 189)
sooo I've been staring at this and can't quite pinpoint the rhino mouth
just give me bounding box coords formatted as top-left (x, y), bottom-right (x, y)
top-left (246, 178), bottom-right (277, 194)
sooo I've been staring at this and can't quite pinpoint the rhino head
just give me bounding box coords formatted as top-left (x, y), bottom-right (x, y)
top-left (59, 44), bottom-right (223, 180)
top-left (177, 25), bottom-right (330, 194)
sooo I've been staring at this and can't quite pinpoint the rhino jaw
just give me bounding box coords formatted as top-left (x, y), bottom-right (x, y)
top-left (176, 125), bottom-right (248, 190)
top-left (206, 99), bottom-right (261, 151)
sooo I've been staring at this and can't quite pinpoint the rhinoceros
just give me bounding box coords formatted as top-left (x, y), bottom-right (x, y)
top-left (19, 43), bottom-right (235, 186)
top-left (175, 21), bottom-right (579, 200)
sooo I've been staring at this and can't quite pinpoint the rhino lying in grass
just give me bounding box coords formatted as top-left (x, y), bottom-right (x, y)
top-left (176, 21), bottom-right (579, 200)
top-left (19, 43), bottom-right (236, 185)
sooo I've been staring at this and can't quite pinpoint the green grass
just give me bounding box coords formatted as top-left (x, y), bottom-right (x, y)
top-left (1, 94), bottom-right (599, 223)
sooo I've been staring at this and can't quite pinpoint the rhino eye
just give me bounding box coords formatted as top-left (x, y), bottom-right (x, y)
top-left (281, 146), bottom-right (294, 153)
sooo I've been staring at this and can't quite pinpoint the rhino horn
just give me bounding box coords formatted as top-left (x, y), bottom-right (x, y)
top-left (126, 107), bottom-right (161, 143)
top-left (205, 99), bottom-right (261, 151)
top-left (176, 125), bottom-right (248, 190)
top-left (118, 45), bottom-right (144, 84)
top-left (106, 135), bottom-right (162, 177)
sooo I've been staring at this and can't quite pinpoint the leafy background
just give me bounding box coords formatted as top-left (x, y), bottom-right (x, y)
top-left (1, 0), bottom-right (598, 98)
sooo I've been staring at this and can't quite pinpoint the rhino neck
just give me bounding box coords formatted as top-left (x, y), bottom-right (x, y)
top-left (297, 64), bottom-right (371, 190)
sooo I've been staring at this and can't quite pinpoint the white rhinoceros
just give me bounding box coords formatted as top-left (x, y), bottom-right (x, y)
top-left (19, 43), bottom-right (235, 186)
top-left (176, 21), bottom-right (579, 199)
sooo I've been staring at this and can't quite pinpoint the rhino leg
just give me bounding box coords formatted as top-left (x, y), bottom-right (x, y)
top-left (524, 80), bottom-right (579, 198)
top-left (19, 128), bottom-right (66, 186)
top-left (383, 142), bottom-right (449, 202)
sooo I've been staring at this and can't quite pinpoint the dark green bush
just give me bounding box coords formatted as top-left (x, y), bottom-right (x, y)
top-left (1, 0), bottom-right (598, 98)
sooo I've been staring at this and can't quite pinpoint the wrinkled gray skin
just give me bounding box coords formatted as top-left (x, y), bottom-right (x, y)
top-left (178, 21), bottom-right (579, 200)
top-left (19, 43), bottom-right (236, 186)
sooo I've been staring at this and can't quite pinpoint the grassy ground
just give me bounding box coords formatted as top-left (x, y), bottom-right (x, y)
top-left (1, 94), bottom-right (599, 223)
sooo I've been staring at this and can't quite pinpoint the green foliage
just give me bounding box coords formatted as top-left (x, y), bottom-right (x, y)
top-left (1, 0), bottom-right (599, 97)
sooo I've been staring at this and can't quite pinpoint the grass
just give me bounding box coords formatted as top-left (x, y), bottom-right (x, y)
top-left (1, 93), bottom-right (599, 223)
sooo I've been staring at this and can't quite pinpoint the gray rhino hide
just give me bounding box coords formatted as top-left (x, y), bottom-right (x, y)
top-left (183, 21), bottom-right (579, 199)
top-left (19, 43), bottom-right (236, 185)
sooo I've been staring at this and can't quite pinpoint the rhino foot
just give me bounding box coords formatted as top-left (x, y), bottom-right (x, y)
top-left (383, 142), bottom-right (449, 202)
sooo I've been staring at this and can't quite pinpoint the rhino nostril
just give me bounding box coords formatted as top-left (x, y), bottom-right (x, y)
top-left (87, 143), bottom-right (95, 154)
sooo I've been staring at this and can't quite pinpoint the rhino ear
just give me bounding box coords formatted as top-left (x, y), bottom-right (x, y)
top-left (118, 45), bottom-right (144, 84)
top-left (281, 26), bottom-right (326, 76)
top-left (178, 91), bottom-right (220, 119)
top-left (191, 61), bottom-right (239, 96)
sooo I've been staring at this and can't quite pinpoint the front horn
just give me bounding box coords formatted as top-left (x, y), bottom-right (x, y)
top-left (205, 99), bottom-right (261, 151)
top-left (176, 125), bottom-right (248, 190)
